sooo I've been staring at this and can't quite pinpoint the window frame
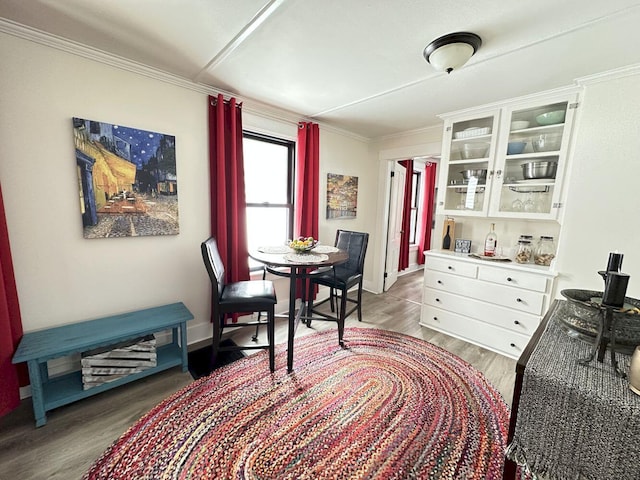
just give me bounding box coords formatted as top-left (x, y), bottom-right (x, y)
top-left (409, 169), bottom-right (421, 245)
top-left (243, 131), bottom-right (296, 270)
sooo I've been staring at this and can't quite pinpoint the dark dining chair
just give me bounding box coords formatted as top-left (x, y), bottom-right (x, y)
top-left (306, 230), bottom-right (369, 346)
top-left (201, 237), bottom-right (277, 372)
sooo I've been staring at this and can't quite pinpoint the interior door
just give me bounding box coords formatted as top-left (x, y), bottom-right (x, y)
top-left (384, 163), bottom-right (406, 291)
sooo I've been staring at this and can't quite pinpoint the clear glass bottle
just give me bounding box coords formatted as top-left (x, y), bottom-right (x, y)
top-left (484, 223), bottom-right (497, 257)
top-left (534, 236), bottom-right (556, 266)
top-left (515, 239), bottom-right (533, 264)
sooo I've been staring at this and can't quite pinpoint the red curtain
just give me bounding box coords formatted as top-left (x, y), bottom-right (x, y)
top-left (208, 94), bottom-right (249, 321)
top-left (0, 182), bottom-right (27, 418)
top-left (398, 159), bottom-right (413, 272)
top-left (417, 162), bottom-right (437, 265)
top-left (295, 122), bottom-right (320, 299)
top-left (294, 122), bottom-right (319, 240)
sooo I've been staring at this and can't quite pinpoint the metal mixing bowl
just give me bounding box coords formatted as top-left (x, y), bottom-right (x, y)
top-left (460, 169), bottom-right (487, 182)
top-left (522, 161), bottom-right (557, 179)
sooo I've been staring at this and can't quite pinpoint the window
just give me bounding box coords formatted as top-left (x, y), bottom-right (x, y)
top-left (409, 170), bottom-right (421, 244)
top-left (243, 132), bottom-right (295, 269)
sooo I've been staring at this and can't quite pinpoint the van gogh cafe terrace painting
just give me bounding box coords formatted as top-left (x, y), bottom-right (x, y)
top-left (73, 117), bottom-right (179, 239)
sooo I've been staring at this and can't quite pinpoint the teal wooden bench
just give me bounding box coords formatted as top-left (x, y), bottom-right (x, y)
top-left (12, 302), bottom-right (193, 427)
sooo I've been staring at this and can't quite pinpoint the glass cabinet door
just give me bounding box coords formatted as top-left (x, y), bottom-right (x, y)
top-left (438, 111), bottom-right (500, 216)
top-left (489, 95), bottom-right (578, 219)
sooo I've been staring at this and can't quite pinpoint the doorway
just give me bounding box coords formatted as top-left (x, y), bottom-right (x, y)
top-left (383, 157), bottom-right (439, 292)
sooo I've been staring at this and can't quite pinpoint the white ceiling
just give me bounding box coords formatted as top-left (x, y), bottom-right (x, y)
top-left (2, 0), bottom-right (640, 138)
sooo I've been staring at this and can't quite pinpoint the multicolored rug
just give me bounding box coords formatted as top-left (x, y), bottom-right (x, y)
top-left (84, 328), bottom-right (510, 479)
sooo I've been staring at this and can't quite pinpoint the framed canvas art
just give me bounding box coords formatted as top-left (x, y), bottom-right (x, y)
top-left (73, 118), bottom-right (178, 238)
top-left (326, 173), bottom-right (358, 219)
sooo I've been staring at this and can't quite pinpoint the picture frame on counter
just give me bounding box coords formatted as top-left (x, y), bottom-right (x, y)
top-left (455, 239), bottom-right (472, 254)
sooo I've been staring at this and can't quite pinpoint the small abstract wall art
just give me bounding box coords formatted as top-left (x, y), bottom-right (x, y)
top-left (73, 118), bottom-right (179, 238)
top-left (326, 173), bottom-right (358, 219)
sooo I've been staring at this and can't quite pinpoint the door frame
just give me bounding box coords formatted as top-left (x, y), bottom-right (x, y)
top-left (383, 161), bottom-right (406, 292)
top-left (374, 142), bottom-right (440, 294)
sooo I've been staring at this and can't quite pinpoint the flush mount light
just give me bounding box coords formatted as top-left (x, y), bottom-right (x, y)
top-left (423, 32), bottom-right (482, 74)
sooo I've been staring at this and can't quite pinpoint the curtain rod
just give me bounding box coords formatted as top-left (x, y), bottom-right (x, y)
top-left (210, 96), bottom-right (242, 108)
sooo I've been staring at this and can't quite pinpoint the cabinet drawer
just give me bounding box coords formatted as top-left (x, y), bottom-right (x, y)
top-left (424, 270), bottom-right (547, 315)
top-left (420, 305), bottom-right (530, 359)
top-left (478, 265), bottom-right (548, 292)
top-left (425, 257), bottom-right (477, 278)
top-left (422, 287), bottom-right (540, 336)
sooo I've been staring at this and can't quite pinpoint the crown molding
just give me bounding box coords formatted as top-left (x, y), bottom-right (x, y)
top-left (438, 84), bottom-right (582, 120)
top-left (0, 18), bottom-right (368, 143)
top-left (0, 18), bottom-right (210, 93)
top-left (576, 63), bottom-right (640, 86)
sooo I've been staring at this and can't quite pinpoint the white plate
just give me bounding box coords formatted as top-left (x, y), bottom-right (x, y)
top-left (312, 245), bottom-right (339, 253)
top-left (283, 253), bottom-right (329, 263)
top-left (257, 245), bottom-right (290, 254)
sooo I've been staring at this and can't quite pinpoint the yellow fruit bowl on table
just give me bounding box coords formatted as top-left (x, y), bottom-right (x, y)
top-left (288, 237), bottom-right (318, 253)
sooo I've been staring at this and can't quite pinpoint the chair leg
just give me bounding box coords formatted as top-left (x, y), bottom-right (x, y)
top-left (335, 289), bottom-right (342, 319)
top-left (306, 280), bottom-right (314, 328)
top-left (329, 287), bottom-right (336, 312)
top-left (254, 266), bottom-right (267, 340)
top-left (338, 287), bottom-right (347, 347)
top-left (357, 280), bottom-right (364, 322)
top-left (252, 315), bottom-right (260, 342)
top-left (268, 307), bottom-right (275, 372)
top-left (211, 314), bottom-right (224, 370)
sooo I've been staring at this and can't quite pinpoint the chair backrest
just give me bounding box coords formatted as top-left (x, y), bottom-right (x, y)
top-left (201, 237), bottom-right (226, 301)
top-left (334, 230), bottom-right (369, 274)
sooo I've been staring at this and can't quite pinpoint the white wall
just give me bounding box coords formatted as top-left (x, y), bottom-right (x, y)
top-left (554, 70), bottom-right (640, 298)
top-left (0, 32), bottom-right (374, 346)
top-left (317, 129), bottom-right (373, 281)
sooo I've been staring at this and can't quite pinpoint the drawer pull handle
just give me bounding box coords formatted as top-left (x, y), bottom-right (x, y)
top-left (435, 298), bottom-right (440, 302)
top-left (437, 280), bottom-right (443, 284)
top-left (448, 266), bottom-right (453, 270)
top-left (516, 298), bottom-right (523, 303)
top-left (514, 320), bottom-right (520, 325)
top-left (507, 277), bottom-right (513, 282)
top-left (433, 316), bottom-right (439, 321)
top-left (510, 343), bottom-right (517, 348)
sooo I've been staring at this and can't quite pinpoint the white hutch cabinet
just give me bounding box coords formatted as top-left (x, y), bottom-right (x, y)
top-left (436, 90), bottom-right (580, 220)
top-left (423, 89), bottom-right (581, 357)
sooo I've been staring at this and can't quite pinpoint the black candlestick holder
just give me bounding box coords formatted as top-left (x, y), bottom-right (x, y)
top-left (578, 301), bottom-right (627, 377)
top-left (579, 261), bottom-right (630, 377)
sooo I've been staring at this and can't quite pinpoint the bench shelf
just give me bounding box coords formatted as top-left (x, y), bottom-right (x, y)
top-left (13, 302), bottom-right (193, 427)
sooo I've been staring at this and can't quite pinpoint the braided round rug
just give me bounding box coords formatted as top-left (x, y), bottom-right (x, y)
top-left (84, 327), bottom-right (510, 479)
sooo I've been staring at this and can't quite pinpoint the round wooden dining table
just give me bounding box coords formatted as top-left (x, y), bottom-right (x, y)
top-left (249, 246), bottom-right (348, 372)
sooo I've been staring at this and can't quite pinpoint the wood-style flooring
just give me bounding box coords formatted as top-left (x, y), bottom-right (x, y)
top-left (0, 269), bottom-right (516, 480)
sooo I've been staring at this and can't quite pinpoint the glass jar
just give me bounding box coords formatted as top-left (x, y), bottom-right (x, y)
top-left (515, 240), bottom-right (533, 264)
top-left (513, 235), bottom-right (533, 259)
top-left (534, 236), bottom-right (556, 266)
top-left (515, 235), bottom-right (533, 247)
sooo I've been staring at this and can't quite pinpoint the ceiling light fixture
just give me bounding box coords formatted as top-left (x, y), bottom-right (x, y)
top-left (423, 32), bottom-right (482, 74)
